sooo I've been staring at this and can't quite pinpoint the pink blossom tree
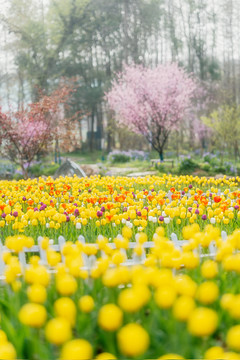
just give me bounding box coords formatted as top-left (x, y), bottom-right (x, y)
top-left (0, 85), bottom-right (73, 179)
top-left (106, 63), bottom-right (197, 161)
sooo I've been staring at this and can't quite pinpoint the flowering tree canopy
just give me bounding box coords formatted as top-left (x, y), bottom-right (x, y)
top-left (107, 63), bottom-right (197, 160)
top-left (0, 85), bottom-right (73, 178)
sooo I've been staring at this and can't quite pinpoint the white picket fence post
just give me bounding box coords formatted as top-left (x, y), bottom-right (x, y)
top-left (78, 235), bottom-right (89, 268)
top-left (58, 236), bottom-right (66, 264)
top-left (38, 236), bottom-right (47, 265)
top-left (0, 231), bottom-right (227, 278)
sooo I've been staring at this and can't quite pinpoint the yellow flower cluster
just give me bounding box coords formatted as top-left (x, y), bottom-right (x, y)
top-left (0, 223), bottom-right (239, 359)
top-left (0, 174), bottom-right (239, 243)
top-left (0, 175), bottom-right (240, 359)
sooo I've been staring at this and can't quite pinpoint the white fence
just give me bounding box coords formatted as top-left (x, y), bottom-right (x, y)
top-left (0, 230), bottom-right (228, 279)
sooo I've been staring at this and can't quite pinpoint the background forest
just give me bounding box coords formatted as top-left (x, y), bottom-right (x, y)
top-left (0, 0), bottom-right (239, 167)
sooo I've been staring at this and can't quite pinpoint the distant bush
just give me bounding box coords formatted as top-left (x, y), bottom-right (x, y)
top-left (29, 163), bottom-right (42, 177)
top-left (0, 163), bottom-right (15, 179)
top-left (203, 153), bottom-right (221, 167)
top-left (178, 158), bottom-right (198, 174)
top-left (157, 164), bottom-right (166, 173)
top-left (203, 153), bottom-right (211, 163)
top-left (201, 163), bottom-right (211, 172)
top-left (42, 163), bottom-right (60, 176)
top-left (108, 150), bottom-right (149, 163)
top-left (223, 162), bottom-right (237, 175)
top-left (109, 153), bottom-right (130, 163)
top-left (214, 166), bottom-right (226, 174)
top-left (13, 173), bottom-right (23, 180)
top-left (210, 157), bottom-right (221, 167)
top-left (28, 162), bottom-right (60, 177)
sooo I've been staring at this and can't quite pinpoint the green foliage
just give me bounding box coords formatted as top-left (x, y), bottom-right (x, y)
top-left (43, 163), bottom-right (60, 176)
top-left (201, 163), bottom-right (211, 172)
top-left (207, 59), bottom-right (221, 81)
top-left (110, 154), bottom-right (131, 163)
top-left (13, 173), bottom-right (23, 180)
top-left (29, 163), bottom-right (42, 177)
top-left (178, 158), bottom-right (198, 174)
top-left (29, 163), bottom-right (60, 177)
top-left (202, 105), bottom-right (240, 156)
top-left (157, 164), bottom-right (166, 173)
top-left (202, 155), bottom-right (221, 170)
top-left (203, 154), bottom-right (211, 163)
top-left (209, 157), bottom-right (221, 167)
top-left (214, 166), bottom-right (226, 174)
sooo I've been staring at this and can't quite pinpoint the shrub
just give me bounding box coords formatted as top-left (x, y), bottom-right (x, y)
top-left (209, 157), bottom-right (221, 167)
top-left (0, 163), bottom-right (15, 179)
top-left (110, 153), bottom-right (130, 163)
top-left (43, 164), bottom-right (60, 176)
top-left (223, 162), bottom-right (237, 175)
top-left (214, 166), bottom-right (226, 174)
top-left (203, 153), bottom-right (211, 163)
top-left (29, 163), bottom-right (42, 177)
top-left (29, 162), bottom-right (60, 177)
top-left (107, 150), bottom-right (149, 163)
top-left (178, 158), bottom-right (198, 174)
top-left (13, 172), bottom-right (23, 180)
top-left (157, 164), bottom-right (166, 173)
top-left (201, 163), bottom-right (211, 172)
top-left (203, 153), bottom-right (220, 167)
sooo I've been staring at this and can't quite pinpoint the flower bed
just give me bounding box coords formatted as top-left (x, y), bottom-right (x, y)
top-left (0, 174), bottom-right (240, 242)
top-left (0, 175), bottom-right (240, 359)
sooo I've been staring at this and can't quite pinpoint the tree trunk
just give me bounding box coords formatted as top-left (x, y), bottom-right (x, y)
top-left (55, 138), bottom-right (59, 164)
top-left (96, 104), bottom-right (103, 150)
top-left (90, 109), bottom-right (95, 152)
top-left (176, 131), bottom-right (179, 159)
top-left (159, 148), bottom-right (164, 162)
top-left (234, 141), bottom-right (239, 163)
top-left (107, 110), bottom-right (114, 152)
top-left (123, 0), bottom-right (130, 64)
top-left (21, 163), bottom-right (28, 180)
top-left (78, 120), bottom-right (83, 150)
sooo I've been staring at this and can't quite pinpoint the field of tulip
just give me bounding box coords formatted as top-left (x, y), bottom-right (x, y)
top-left (1, 174), bottom-right (240, 359)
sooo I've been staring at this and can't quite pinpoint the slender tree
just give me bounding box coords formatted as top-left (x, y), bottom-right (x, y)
top-left (202, 104), bottom-right (240, 162)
